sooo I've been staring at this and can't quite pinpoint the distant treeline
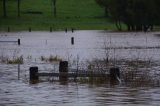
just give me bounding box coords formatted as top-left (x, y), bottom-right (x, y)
top-left (95, 0), bottom-right (160, 31)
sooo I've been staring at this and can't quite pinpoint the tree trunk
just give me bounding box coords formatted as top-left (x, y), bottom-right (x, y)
top-left (127, 24), bottom-right (131, 31)
top-left (105, 7), bottom-right (108, 17)
top-left (53, 0), bottom-right (57, 17)
top-left (136, 25), bottom-right (142, 31)
top-left (3, 0), bottom-right (7, 18)
top-left (131, 25), bottom-right (135, 31)
top-left (115, 20), bottom-right (122, 31)
top-left (150, 24), bottom-right (153, 31)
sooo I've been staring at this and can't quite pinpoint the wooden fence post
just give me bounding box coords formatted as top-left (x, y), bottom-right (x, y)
top-left (59, 61), bottom-right (68, 81)
top-left (30, 66), bottom-right (39, 83)
top-left (7, 27), bottom-right (10, 32)
top-left (65, 28), bottom-right (67, 33)
top-left (29, 27), bottom-right (31, 32)
top-left (71, 37), bottom-right (74, 45)
top-left (18, 39), bottom-right (20, 45)
top-left (18, 64), bottom-right (20, 80)
top-left (50, 27), bottom-right (52, 32)
top-left (71, 28), bottom-right (74, 33)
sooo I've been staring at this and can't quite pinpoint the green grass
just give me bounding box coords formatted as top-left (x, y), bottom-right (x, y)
top-left (0, 0), bottom-right (118, 31)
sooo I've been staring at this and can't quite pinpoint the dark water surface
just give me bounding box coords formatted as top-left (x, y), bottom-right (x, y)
top-left (1, 30), bottom-right (160, 105)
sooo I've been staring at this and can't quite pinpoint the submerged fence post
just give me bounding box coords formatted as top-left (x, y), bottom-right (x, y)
top-left (109, 67), bottom-right (120, 83)
top-left (18, 64), bottom-right (20, 80)
top-left (30, 67), bottom-right (39, 83)
top-left (71, 37), bottom-right (74, 45)
top-left (18, 39), bottom-right (20, 45)
top-left (59, 61), bottom-right (68, 81)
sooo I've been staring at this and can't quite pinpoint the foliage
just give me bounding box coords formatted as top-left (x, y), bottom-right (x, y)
top-left (96, 0), bottom-right (160, 31)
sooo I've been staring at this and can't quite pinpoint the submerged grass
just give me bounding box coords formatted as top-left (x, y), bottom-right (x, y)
top-left (81, 58), bottom-right (160, 86)
top-left (40, 55), bottom-right (62, 63)
top-left (0, 55), bottom-right (23, 64)
top-left (7, 55), bottom-right (23, 64)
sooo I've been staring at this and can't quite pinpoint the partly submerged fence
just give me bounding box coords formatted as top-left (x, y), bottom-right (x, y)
top-left (29, 61), bottom-right (120, 84)
top-left (0, 39), bottom-right (21, 45)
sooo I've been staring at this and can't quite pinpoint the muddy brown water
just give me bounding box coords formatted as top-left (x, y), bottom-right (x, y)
top-left (0, 30), bottom-right (160, 105)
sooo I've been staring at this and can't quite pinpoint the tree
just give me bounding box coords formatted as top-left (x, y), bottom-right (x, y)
top-left (154, 0), bottom-right (160, 25)
top-left (124, 0), bottom-right (156, 31)
top-left (95, 0), bottom-right (109, 17)
top-left (95, 0), bottom-right (159, 31)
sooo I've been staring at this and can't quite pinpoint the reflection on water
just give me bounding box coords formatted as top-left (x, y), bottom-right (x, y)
top-left (1, 31), bottom-right (160, 105)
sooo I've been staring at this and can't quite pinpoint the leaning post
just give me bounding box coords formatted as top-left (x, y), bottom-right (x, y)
top-left (109, 67), bottom-right (120, 84)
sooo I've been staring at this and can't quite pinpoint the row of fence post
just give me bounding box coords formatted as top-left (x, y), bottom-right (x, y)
top-left (29, 61), bottom-right (68, 83)
top-left (0, 39), bottom-right (20, 45)
top-left (5, 27), bottom-right (75, 32)
top-left (0, 38), bottom-right (74, 46)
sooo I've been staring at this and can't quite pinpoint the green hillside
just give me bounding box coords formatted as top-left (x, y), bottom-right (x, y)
top-left (0, 0), bottom-right (117, 31)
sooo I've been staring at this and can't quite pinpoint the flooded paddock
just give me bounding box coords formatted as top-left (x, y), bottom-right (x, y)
top-left (1, 30), bottom-right (160, 105)
top-left (1, 30), bottom-right (160, 61)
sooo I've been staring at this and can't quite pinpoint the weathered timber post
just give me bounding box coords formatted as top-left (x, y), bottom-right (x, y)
top-left (30, 67), bottom-right (39, 83)
top-left (109, 67), bottom-right (120, 84)
top-left (18, 64), bottom-right (20, 80)
top-left (29, 27), bottom-right (31, 32)
top-left (50, 27), bottom-right (52, 32)
top-left (18, 39), bottom-right (20, 45)
top-left (59, 61), bottom-right (68, 81)
top-left (71, 37), bottom-right (74, 45)
top-left (7, 27), bottom-right (10, 32)
top-left (65, 28), bottom-right (67, 33)
top-left (71, 28), bottom-right (74, 33)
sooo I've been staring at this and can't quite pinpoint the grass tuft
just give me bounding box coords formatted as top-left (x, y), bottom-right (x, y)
top-left (40, 55), bottom-right (62, 63)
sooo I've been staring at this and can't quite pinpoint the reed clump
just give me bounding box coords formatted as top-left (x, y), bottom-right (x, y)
top-left (0, 55), bottom-right (23, 64)
top-left (40, 55), bottom-right (62, 63)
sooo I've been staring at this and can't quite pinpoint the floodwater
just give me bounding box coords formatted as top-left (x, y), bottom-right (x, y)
top-left (0, 30), bottom-right (160, 105)
top-left (1, 30), bottom-right (160, 61)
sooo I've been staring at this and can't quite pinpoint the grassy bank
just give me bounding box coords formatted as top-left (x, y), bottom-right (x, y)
top-left (0, 0), bottom-right (119, 31)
